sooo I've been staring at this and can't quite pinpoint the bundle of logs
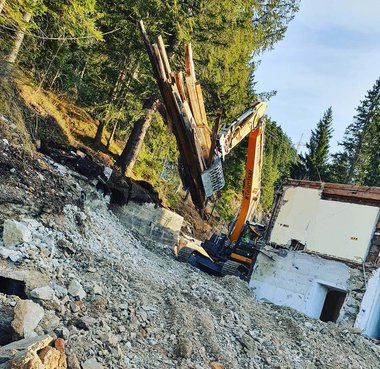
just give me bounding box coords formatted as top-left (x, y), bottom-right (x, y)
top-left (139, 21), bottom-right (221, 218)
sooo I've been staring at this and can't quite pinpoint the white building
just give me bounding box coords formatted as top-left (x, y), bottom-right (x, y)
top-left (250, 180), bottom-right (380, 339)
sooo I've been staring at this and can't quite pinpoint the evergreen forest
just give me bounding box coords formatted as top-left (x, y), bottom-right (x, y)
top-left (0, 0), bottom-right (379, 223)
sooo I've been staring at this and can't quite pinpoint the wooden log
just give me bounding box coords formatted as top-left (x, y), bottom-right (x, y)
top-left (152, 43), bottom-right (167, 81)
top-left (139, 22), bottom-right (160, 82)
top-left (139, 22), bottom-right (209, 216)
top-left (163, 81), bottom-right (204, 195)
top-left (185, 43), bottom-right (196, 80)
top-left (182, 100), bottom-right (197, 129)
top-left (169, 88), bottom-right (206, 211)
top-left (185, 75), bottom-right (202, 126)
top-left (173, 72), bottom-right (187, 102)
top-left (185, 76), bottom-right (211, 159)
top-left (195, 82), bottom-right (208, 127)
top-left (157, 35), bottom-right (172, 78)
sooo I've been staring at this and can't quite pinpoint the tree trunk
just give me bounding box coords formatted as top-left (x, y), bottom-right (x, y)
top-left (3, 11), bottom-right (32, 77)
top-left (0, 0), bottom-right (6, 13)
top-left (93, 65), bottom-right (126, 146)
top-left (94, 120), bottom-right (106, 147)
top-left (116, 98), bottom-right (159, 176)
top-left (106, 121), bottom-right (118, 149)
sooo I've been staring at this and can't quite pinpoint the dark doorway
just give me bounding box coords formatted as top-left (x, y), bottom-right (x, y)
top-left (0, 276), bottom-right (27, 345)
top-left (0, 276), bottom-right (27, 299)
top-left (320, 289), bottom-right (347, 322)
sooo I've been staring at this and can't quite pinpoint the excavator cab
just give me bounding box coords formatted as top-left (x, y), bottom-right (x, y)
top-left (228, 222), bottom-right (265, 279)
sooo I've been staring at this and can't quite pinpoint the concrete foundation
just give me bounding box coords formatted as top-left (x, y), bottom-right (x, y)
top-left (250, 249), bottom-right (365, 325)
top-left (355, 268), bottom-right (380, 339)
top-left (113, 201), bottom-right (184, 245)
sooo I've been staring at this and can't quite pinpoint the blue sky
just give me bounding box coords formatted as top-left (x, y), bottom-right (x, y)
top-left (255, 0), bottom-right (380, 152)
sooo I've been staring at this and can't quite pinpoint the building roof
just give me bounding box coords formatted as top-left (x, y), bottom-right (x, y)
top-left (282, 179), bottom-right (380, 207)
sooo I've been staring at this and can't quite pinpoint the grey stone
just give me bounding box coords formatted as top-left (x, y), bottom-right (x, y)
top-left (11, 299), bottom-right (44, 338)
top-left (68, 280), bottom-right (86, 300)
top-left (30, 286), bottom-right (55, 300)
top-left (175, 336), bottom-right (192, 358)
top-left (0, 246), bottom-right (23, 262)
top-left (93, 284), bottom-right (103, 295)
top-left (67, 352), bottom-right (81, 369)
top-left (82, 357), bottom-right (104, 369)
top-left (3, 220), bottom-right (32, 247)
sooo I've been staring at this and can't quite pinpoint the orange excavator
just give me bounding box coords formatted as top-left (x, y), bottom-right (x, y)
top-left (175, 101), bottom-right (267, 280)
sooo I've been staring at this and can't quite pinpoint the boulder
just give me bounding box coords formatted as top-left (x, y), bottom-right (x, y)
top-left (68, 280), bottom-right (86, 300)
top-left (11, 299), bottom-right (44, 338)
top-left (3, 220), bottom-right (32, 247)
top-left (30, 286), bottom-right (55, 300)
top-left (0, 335), bottom-right (68, 369)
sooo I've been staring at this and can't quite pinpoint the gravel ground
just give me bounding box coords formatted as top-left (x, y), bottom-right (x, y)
top-left (0, 139), bottom-right (379, 369)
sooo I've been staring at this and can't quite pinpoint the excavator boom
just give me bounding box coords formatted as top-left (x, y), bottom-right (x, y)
top-left (229, 119), bottom-right (265, 241)
top-left (217, 102), bottom-right (267, 241)
top-left (176, 102), bottom-right (268, 281)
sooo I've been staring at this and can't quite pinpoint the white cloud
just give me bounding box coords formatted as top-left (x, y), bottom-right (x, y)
top-left (299, 0), bottom-right (380, 33)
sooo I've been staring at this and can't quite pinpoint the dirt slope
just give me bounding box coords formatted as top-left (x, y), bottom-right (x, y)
top-left (0, 139), bottom-right (379, 369)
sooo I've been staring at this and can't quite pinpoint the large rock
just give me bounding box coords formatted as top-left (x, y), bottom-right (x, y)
top-left (38, 345), bottom-right (67, 369)
top-left (3, 220), bottom-right (32, 247)
top-left (30, 286), bottom-right (55, 300)
top-left (11, 299), bottom-right (44, 338)
top-left (68, 280), bottom-right (86, 300)
top-left (0, 335), bottom-right (67, 369)
top-left (0, 335), bottom-right (53, 366)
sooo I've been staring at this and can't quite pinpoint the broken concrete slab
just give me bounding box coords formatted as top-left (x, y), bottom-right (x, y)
top-left (0, 259), bottom-right (48, 291)
top-left (113, 201), bottom-right (183, 245)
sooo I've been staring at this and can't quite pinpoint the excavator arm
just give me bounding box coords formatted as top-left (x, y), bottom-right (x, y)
top-left (217, 102), bottom-right (267, 242)
top-left (228, 121), bottom-right (265, 241)
top-left (176, 101), bottom-right (267, 281)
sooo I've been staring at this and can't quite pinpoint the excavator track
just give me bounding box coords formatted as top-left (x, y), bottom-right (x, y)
top-left (176, 247), bottom-right (194, 262)
top-left (221, 260), bottom-right (247, 278)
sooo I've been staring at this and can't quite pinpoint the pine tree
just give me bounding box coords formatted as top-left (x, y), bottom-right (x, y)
top-left (362, 118), bottom-right (380, 186)
top-left (339, 77), bottom-right (380, 184)
top-left (304, 107), bottom-right (333, 181)
top-left (260, 119), bottom-right (297, 210)
top-left (328, 152), bottom-right (350, 183)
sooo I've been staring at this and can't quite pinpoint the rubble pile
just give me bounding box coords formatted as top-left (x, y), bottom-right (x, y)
top-left (0, 141), bottom-right (379, 369)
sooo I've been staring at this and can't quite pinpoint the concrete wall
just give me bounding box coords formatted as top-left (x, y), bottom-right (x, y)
top-left (270, 187), bottom-right (379, 261)
top-left (249, 249), bottom-right (363, 323)
top-left (355, 268), bottom-right (380, 339)
top-left (113, 201), bottom-right (183, 245)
